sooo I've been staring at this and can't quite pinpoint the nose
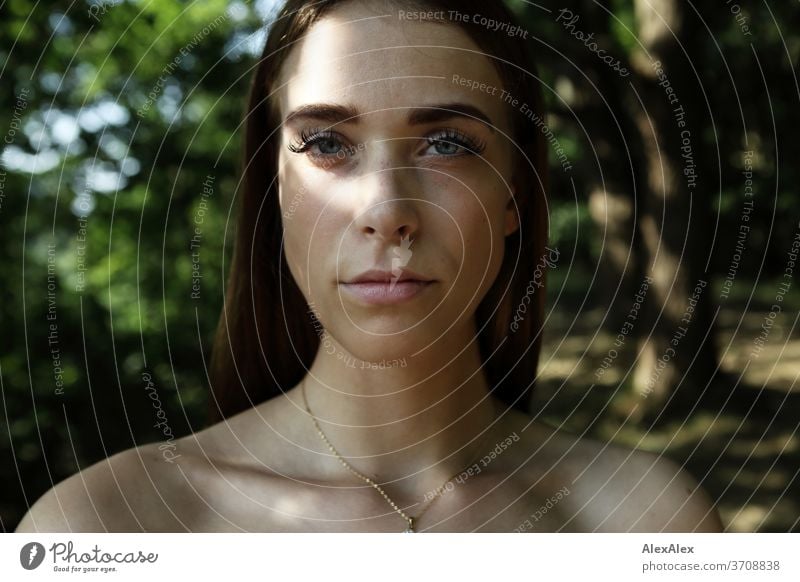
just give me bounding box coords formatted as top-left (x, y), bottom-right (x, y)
top-left (353, 168), bottom-right (420, 244)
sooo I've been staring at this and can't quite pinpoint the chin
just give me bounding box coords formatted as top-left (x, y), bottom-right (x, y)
top-left (338, 308), bottom-right (475, 361)
top-left (333, 342), bottom-right (415, 370)
top-left (329, 318), bottom-right (428, 356)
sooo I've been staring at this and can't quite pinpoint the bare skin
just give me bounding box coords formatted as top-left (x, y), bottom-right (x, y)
top-left (16, 1), bottom-right (723, 534)
top-left (16, 386), bottom-right (722, 532)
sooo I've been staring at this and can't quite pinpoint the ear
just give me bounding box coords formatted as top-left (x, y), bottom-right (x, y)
top-left (504, 182), bottom-right (520, 237)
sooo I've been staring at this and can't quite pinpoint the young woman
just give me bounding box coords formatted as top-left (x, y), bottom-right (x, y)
top-left (17, 0), bottom-right (723, 533)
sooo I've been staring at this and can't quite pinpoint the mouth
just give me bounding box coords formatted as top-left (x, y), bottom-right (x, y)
top-left (339, 269), bottom-right (435, 305)
top-left (343, 269), bottom-right (433, 284)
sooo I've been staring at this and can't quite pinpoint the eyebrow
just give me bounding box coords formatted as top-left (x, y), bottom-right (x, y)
top-left (283, 102), bottom-right (496, 132)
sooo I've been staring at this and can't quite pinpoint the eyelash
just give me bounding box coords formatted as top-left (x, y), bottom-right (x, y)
top-left (286, 128), bottom-right (486, 158)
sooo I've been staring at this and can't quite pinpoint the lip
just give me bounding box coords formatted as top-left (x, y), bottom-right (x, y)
top-left (344, 269), bottom-right (433, 284)
top-left (339, 280), bottom-right (435, 305)
top-left (339, 269), bottom-right (435, 306)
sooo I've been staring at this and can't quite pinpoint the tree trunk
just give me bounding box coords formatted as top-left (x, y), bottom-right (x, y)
top-left (548, 0), bottom-right (646, 327)
top-left (630, 0), bottom-right (719, 416)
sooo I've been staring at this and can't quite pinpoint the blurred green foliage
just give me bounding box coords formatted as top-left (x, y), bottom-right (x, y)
top-left (0, 0), bottom-right (271, 528)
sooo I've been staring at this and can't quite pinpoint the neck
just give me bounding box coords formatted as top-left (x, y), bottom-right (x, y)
top-left (295, 324), bottom-right (503, 493)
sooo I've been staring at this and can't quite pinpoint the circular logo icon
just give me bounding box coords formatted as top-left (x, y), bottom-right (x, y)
top-left (20, 542), bottom-right (46, 570)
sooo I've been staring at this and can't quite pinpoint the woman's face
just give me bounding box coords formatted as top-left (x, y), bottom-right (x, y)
top-left (275, 1), bottom-right (519, 362)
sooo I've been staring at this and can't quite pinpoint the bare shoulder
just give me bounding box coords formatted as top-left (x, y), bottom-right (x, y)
top-left (14, 397), bottom-right (292, 533)
top-left (15, 442), bottom-right (192, 533)
top-left (526, 423), bottom-right (724, 532)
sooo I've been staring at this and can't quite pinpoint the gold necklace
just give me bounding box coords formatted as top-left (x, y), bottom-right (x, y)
top-left (300, 379), bottom-right (499, 532)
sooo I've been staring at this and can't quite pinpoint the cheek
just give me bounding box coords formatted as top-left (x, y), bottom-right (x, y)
top-left (455, 202), bottom-right (506, 298)
top-left (280, 178), bottom-right (346, 296)
top-left (424, 176), bottom-right (509, 319)
top-left (431, 173), bottom-right (509, 268)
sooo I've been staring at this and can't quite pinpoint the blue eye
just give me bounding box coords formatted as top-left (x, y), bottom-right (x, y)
top-left (288, 128), bottom-right (485, 160)
top-left (430, 140), bottom-right (461, 155)
top-left (288, 130), bottom-right (347, 157)
top-left (315, 136), bottom-right (343, 155)
top-left (425, 129), bottom-right (485, 157)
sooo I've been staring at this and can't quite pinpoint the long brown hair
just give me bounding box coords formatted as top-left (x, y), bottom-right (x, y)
top-left (208, 0), bottom-right (549, 423)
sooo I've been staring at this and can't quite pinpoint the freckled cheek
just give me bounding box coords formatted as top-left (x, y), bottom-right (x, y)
top-left (281, 189), bottom-right (346, 291)
top-left (436, 188), bottom-right (507, 294)
top-left (455, 211), bottom-right (503, 283)
top-left (432, 175), bottom-right (507, 249)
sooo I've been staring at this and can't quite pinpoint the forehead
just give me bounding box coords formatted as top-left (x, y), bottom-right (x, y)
top-left (274, 2), bottom-right (507, 123)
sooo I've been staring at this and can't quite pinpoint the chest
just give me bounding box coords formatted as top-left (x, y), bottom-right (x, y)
top-left (175, 467), bottom-right (578, 533)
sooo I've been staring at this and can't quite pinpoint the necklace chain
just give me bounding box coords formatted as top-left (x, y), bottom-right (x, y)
top-left (300, 379), bottom-right (499, 532)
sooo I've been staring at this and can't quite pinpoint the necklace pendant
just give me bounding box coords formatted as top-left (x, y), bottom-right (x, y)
top-left (404, 517), bottom-right (415, 533)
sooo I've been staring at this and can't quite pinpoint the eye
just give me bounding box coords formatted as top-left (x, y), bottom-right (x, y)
top-left (423, 129), bottom-right (485, 157)
top-left (287, 129), bottom-right (349, 158)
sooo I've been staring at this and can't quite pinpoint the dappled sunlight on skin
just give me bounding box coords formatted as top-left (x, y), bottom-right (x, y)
top-left (7, 0), bottom-right (799, 543)
top-left (239, 0), bottom-right (541, 505)
top-left (275, 5), bottom-right (518, 361)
